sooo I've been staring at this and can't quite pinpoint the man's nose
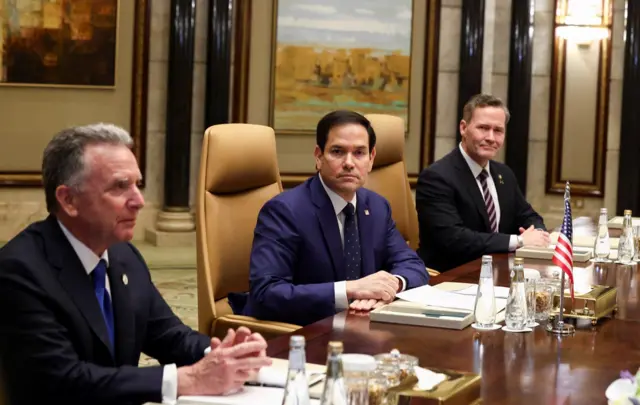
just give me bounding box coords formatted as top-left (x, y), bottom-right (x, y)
top-left (343, 152), bottom-right (355, 167)
top-left (129, 187), bottom-right (145, 209)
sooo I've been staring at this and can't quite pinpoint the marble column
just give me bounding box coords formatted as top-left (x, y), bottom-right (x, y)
top-left (505, 0), bottom-right (535, 193)
top-left (205, 0), bottom-right (233, 127)
top-left (155, 0), bottom-right (197, 233)
top-left (617, 0), bottom-right (640, 214)
top-left (457, 0), bottom-right (485, 142)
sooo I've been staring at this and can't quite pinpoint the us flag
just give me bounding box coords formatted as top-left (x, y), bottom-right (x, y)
top-left (552, 183), bottom-right (575, 300)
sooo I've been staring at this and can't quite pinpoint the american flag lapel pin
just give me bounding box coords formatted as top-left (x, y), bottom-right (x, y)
top-left (498, 174), bottom-right (504, 185)
top-left (364, 209), bottom-right (370, 216)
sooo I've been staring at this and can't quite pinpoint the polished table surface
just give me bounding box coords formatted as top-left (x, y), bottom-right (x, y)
top-left (266, 254), bottom-right (640, 404)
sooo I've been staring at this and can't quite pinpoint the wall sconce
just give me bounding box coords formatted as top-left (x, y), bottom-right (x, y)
top-left (555, 0), bottom-right (612, 45)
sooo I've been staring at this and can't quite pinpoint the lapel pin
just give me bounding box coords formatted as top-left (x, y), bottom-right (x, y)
top-left (364, 209), bottom-right (370, 216)
top-left (498, 174), bottom-right (504, 185)
top-left (122, 274), bottom-right (128, 285)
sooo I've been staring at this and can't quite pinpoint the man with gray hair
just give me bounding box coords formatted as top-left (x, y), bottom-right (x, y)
top-left (0, 124), bottom-right (271, 405)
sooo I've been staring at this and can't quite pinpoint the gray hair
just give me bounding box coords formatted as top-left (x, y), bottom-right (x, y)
top-left (462, 94), bottom-right (511, 125)
top-left (42, 123), bottom-right (133, 213)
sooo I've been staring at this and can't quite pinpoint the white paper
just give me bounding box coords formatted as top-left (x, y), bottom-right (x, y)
top-left (451, 285), bottom-right (510, 299)
top-left (177, 386), bottom-right (321, 405)
top-left (414, 366), bottom-right (448, 391)
top-left (397, 284), bottom-right (507, 313)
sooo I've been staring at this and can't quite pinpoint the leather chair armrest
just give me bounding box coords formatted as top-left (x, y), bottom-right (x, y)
top-left (212, 315), bottom-right (302, 340)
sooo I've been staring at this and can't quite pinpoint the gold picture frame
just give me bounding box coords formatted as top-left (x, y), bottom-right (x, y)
top-left (0, 0), bottom-right (149, 187)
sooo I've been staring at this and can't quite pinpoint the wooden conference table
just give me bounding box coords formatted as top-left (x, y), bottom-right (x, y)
top-left (266, 254), bottom-right (640, 404)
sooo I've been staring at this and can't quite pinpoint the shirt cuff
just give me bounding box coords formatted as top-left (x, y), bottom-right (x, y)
top-left (509, 235), bottom-right (519, 252)
top-left (334, 281), bottom-right (348, 310)
top-left (162, 364), bottom-right (178, 405)
top-left (395, 275), bottom-right (407, 292)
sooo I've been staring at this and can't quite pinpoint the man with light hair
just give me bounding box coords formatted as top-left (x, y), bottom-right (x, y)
top-left (0, 123), bottom-right (271, 405)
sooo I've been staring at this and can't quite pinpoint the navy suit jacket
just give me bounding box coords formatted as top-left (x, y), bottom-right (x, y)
top-left (230, 175), bottom-right (429, 326)
top-left (416, 147), bottom-right (546, 272)
top-left (0, 215), bottom-right (210, 405)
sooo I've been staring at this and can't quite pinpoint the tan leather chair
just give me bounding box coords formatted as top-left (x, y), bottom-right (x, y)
top-left (196, 124), bottom-right (301, 340)
top-left (364, 114), bottom-right (439, 277)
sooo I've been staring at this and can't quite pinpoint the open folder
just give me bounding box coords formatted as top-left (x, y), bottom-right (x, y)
top-left (370, 282), bottom-right (507, 330)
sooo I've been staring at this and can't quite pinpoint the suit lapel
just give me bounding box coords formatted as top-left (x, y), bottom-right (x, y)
top-left (310, 176), bottom-right (345, 280)
top-left (43, 217), bottom-right (114, 361)
top-left (453, 149), bottom-right (491, 231)
top-left (107, 249), bottom-right (136, 366)
top-left (490, 165), bottom-right (509, 232)
top-left (356, 191), bottom-right (373, 277)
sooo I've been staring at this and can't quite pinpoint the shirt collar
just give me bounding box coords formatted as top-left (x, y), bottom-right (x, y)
top-left (459, 142), bottom-right (490, 179)
top-left (318, 173), bottom-right (357, 216)
top-left (57, 220), bottom-right (109, 276)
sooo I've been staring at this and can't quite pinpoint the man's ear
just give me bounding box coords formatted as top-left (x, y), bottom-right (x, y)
top-left (55, 185), bottom-right (79, 217)
top-left (459, 119), bottom-right (468, 139)
top-left (368, 146), bottom-right (376, 172)
top-left (314, 145), bottom-right (323, 171)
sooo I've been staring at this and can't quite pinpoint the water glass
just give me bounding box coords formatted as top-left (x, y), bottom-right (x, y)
top-left (342, 354), bottom-right (377, 405)
top-left (525, 279), bottom-right (538, 327)
top-left (534, 280), bottom-right (555, 322)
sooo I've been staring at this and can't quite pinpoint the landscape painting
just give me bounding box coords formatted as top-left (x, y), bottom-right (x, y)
top-left (271, 0), bottom-right (412, 132)
top-left (0, 0), bottom-right (118, 87)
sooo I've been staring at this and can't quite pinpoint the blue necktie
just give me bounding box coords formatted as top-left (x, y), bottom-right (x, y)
top-left (342, 203), bottom-right (361, 281)
top-left (92, 259), bottom-right (115, 352)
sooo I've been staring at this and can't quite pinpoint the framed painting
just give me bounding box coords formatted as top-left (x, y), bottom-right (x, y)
top-left (269, 0), bottom-right (413, 134)
top-left (0, 0), bottom-right (149, 186)
top-left (0, 0), bottom-right (118, 88)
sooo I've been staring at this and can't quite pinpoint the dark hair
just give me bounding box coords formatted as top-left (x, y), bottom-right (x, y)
top-left (316, 110), bottom-right (376, 152)
top-left (462, 94), bottom-right (511, 124)
top-left (42, 123), bottom-right (133, 213)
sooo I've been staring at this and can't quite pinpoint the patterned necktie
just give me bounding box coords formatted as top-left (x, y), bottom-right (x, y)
top-left (92, 259), bottom-right (115, 352)
top-left (477, 170), bottom-right (499, 233)
top-left (342, 203), bottom-right (362, 281)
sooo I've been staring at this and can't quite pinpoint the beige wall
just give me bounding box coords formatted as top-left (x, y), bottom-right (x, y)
top-left (526, 0), bottom-right (623, 228)
top-left (0, 0), bottom-right (626, 241)
top-left (0, 0), bottom-right (209, 241)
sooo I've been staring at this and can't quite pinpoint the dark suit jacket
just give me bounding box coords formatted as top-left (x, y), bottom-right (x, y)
top-left (416, 147), bottom-right (546, 272)
top-left (229, 175), bottom-right (429, 326)
top-left (0, 215), bottom-right (210, 405)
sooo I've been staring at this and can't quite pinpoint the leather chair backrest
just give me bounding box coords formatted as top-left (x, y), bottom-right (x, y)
top-left (195, 124), bottom-right (283, 334)
top-left (364, 114), bottom-right (419, 250)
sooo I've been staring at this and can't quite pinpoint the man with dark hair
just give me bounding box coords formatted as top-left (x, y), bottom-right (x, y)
top-left (0, 124), bottom-right (271, 405)
top-left (416, 94), bottom-right (549, 272)
top-left (229, 110), bottom-right (429, 326)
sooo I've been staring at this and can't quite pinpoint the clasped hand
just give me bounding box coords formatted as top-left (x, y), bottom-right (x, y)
top-left (346, 270), bottom-right (400, 312)
top-left (178, 327), bottom-right (272, 396)
top-left (519, 225), bottom-right (551, 247)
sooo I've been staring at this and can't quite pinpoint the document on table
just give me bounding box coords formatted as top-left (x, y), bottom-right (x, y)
top-left (397, 285), bottom-right (507, 313)
top-left (451, 284), bottom-right (510, 299)
top-left (177, 386), bottom-right (321, 405)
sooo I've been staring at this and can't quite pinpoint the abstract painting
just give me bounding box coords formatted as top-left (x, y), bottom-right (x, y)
top-left (271, 0), bottom-right (412, 132)
top-left (0, 0), bottom-right (117, 87)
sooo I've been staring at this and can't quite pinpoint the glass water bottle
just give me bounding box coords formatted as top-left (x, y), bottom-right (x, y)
top-left (474, 255), bottom-right (497, 328)
top-left (505, 257), bottom-right (527, 330)
top-left (282, 336), bottom-right (311, 405)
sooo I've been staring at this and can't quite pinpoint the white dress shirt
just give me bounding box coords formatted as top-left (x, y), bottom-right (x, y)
top-left (458, 144), bottom-right (518, 251)
top-left (58, 221), bottom-right (179, 405)
top-left (317, 175), bottom-right (406, 310)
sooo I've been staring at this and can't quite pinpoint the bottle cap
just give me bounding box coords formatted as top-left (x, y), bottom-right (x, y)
top-left (482, 255), bottom-right (493, 262)
top-left (327, 341), bottom-right (343, 354)
top-left (514, 258), bottom-right (524, 265)
top-left (600, 208), bottom-right (608, 213)
top-left (625, 209), bottom-right (632, 216)
top-left (290, 335), bottom-right (305, 347)
top-left (341, 354), bottom-right (377, 372)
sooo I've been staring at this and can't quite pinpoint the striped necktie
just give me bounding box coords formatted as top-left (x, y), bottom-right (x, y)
top-left (477, 170), bottom-right (498, 233)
